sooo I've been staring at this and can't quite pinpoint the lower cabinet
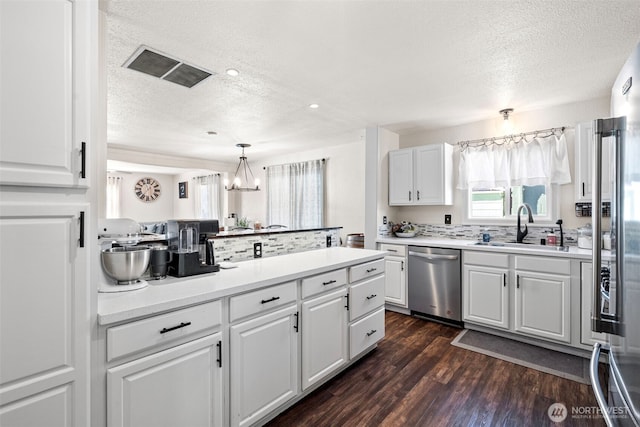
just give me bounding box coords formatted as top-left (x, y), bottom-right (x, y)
top-left (301, 288), bottom-right (348, 390)
top-left (107, 333), bottom-right (223, 427)
top-left (378, 243), bottom-right (407, 307)
top-left (229, 305), bottom-right (299, 427)
top-left (463, 252), bottom-right (572, 345)
top-left (463, 264), bottom-right (509, 329)
top-left (580, 262), bottom-right (607, 345)
top-left (514, 270), bottom-right (571, 342)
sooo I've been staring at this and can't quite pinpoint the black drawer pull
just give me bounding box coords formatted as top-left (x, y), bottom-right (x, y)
top-left (216, 341), bottom-right (222, 367)
top-left (160, 321), bottom-right (191, 334)
top-left (366, 268), bottom-right (377, 273)
top-left (80, 141), bottom-right (86, 179)
top-left (323, 280), bottom-right (337, 286)
top-left (366, 294), bottom-right (377, 300)
top-left (261, 296), bottom-right (280, 304)
top-left (366, 329), bottom-right (377, 337)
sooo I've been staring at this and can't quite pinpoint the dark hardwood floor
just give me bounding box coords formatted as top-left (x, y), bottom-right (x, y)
top-left (267, 311), bottom-right (605, 427)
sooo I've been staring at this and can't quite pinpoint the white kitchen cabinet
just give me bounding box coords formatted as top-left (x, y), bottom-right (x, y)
top-left (0, 0), bottom-right (91, 188)
top-left (388, 143), bottom-right (453, 206)
top-left (301, 288), bottom-right (348, 391)
top-left (107, 333), bottom-right (223, 427)
top-left (463, 252), bottom-right (510, 330)
top-left (580, 262), bottom-right (607, 346)
top-left (0, 1), bottom-right (96, 425)
top-left (514, 256), bottom-right (571, 343)
top-left (0, 203), bottom-right (89, 426)
top-left (575, 121), bottom-right (611, 202)
top-left (379, 243), bottom-right (407, 307)
top-left (230, 305), bottom-right (299, 427)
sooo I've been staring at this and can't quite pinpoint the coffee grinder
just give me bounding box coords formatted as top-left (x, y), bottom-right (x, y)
top-left (167, 220), bottom-right (219, 277)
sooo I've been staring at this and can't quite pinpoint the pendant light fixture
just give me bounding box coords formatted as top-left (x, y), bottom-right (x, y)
top-left (225, 143), bottom-right (260, 192)
top-left (499, 108), bottom-right (515, 135)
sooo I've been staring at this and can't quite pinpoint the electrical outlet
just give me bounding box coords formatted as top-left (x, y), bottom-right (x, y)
top-left (445, 214), bottom-right (452, 225)
top-left (326, 235), bottom-right (332, 247)
top-left (382, 216), bottom-right (387, 225)
top-left (253, 242), bottom-right (262, 258)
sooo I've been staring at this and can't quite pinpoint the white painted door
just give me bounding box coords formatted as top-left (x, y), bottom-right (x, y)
top-left (230, 305), bottom-right (299, 427)
top-left (0, 203), bottom-right (88, 426)
top-left (414, 144), bottom-right (442, 204)
top-left (463, 265), bottom-right (509, 329)
top-left (0, 0), bottom-right (91, 188)
top-left (107, 333), bottom-right (223, 427)
top-left (384, 257), bottom-right (406, 307)
top-left (301, 288), bottom-right (348, 390)
top-left (575, 121), bottom-right (611, 202)
top-left (514, 271), bottom-right (571, 343)
top-left (580, 262), bottom-right (607, 346)
top-left (388, 149), bottom-right (414, 205)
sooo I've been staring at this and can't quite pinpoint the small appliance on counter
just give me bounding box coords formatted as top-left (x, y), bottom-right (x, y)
top-left (166, 220), bottom-right (220, 277)
top-left (98, 218), bottom-right (151, 293)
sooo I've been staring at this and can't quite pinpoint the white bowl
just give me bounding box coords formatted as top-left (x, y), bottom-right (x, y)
top-left (395, 231), bottom-right (416, 238)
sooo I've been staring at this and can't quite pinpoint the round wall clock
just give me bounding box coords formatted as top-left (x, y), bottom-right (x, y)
top-left (134, 177), bottom-right (161, 202)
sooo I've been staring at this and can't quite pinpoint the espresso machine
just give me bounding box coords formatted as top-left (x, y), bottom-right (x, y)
top-left (166, 220), bottom-right (219, 277)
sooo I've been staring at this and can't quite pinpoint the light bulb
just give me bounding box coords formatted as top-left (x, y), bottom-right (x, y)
top-left (234, 177), bottom-right (241, 187)
top-left (254, 178), bottom-right (260, 187)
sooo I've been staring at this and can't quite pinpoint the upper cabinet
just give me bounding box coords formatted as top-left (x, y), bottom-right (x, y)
top-left (0, 0), bottom-right (90, 188)
top-left (388, 143), bottom-right (453, 206)
top-left (575, 121), bottom-right (611, 202)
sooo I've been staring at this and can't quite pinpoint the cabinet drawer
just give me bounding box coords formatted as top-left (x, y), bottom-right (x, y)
top-left (349, 307), bottom-right (385, 359)
top-left (349, 275), bottom-right (385, 321)
top-left (349, 259), bottom-right (385, 283)
top-left (229, 281), bottom-right (297, 322)
top-left (379, 243), bottom-right (406, 257)
top-left (301, 268), bottom-right (347, 299)
top-left (464, 251), bottom-right (509, 268)
top-left (107, 300), bottom-right (221, 362)
top-left (515, 255), bottom-right (570, 275)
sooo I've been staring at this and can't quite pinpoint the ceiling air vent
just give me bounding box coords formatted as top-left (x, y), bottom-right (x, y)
top-left (123, 45), bottom-right (214, 88)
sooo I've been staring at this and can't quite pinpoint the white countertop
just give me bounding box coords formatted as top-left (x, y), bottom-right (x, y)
top-left (98, 247), bottom-right (385, 326)
top-left (377, 236), bottom-right (599, 260)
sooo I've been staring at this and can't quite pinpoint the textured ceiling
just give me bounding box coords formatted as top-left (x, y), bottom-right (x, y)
top-left (104, 0), bottom-right (640, 164)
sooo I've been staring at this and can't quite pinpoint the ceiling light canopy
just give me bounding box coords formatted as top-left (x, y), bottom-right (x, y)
top-left (225, 144), bottom-right (260, 192)
top-left (226, 68), bottom-right (239, 77)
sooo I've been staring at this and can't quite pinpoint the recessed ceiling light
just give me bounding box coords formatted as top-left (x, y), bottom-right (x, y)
top-left (309, 103), bottom-right (319, 109)
top-left (226, 68), bottom-right (239, 77)
top-left (207, 131), bottom-right (217, 135)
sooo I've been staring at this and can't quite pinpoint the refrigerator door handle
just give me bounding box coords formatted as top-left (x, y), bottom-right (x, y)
top-left (592, 117), bottom-right (625, 336)
top-left (590, 343), bottom-right (614, 427)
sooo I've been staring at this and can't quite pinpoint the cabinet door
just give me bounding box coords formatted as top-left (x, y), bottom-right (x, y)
top-left (230, 305), bottom-right (298, 427)
top-left (580, 263), bottom-right (607, 346)
top-left (514, 271), bottom-right (571, 343)
top-left (414, 144), bottom-right (453, 205)
top-left (0, 203), bottom-right (88, 425)
top-left (107, 333), bottom-right (223, 427)
top-left (0, 0), bottom-right (91, 187)
top-left (463, 265), bottom-right (509, 329)
top-left (301, 288), bottom-right (348, 390)
top-left (575, 121), bottom-right (611, 202)
top-left (388, 149), bottom-right (414, 205)
top-left (384, 257), bottom-right (406, 306)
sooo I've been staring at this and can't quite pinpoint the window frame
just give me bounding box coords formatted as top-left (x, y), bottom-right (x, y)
top-left (463, 183), bottom-right (560, 225)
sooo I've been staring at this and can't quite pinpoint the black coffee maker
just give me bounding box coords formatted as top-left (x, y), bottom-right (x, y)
top-left (166, 220), bottom-right (220, 277)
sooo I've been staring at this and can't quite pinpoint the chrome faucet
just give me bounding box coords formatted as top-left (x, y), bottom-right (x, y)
top-left (516, 203), bottom-right (534, 243)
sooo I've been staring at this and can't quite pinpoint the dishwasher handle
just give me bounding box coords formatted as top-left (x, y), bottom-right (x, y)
top-left (408, 251), bottom-right (459, 261)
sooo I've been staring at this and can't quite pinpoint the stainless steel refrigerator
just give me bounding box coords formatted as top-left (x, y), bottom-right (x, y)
top-left (590, 41), bottom-right (640, 427)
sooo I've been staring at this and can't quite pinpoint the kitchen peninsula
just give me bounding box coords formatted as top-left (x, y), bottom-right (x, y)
top-left (96, 247), bottom-right (386, 427)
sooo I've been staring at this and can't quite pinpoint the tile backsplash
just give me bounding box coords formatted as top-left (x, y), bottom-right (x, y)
top-left (379, 223), bottom-right (578, 246)
top-left (213, 229), bottom-right (341, 262)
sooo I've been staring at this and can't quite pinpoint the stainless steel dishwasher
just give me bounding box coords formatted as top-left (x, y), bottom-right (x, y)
top-left (408, 246), bottom-right (461, 325)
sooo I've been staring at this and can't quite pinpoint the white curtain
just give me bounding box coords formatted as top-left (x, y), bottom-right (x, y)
top-left (106, 176), bottom-right (122, 218)
top-left (192, 174), bottom-right (223, 219)
top-left (266, 159), bottom-right (325, 228)
top-left (458, 133), bottom-right (571, 189)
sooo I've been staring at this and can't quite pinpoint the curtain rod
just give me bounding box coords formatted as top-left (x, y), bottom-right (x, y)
top-left (263, 158), bottom-right (325, 170)
top-left (457, 126), bottom-right (571, 151)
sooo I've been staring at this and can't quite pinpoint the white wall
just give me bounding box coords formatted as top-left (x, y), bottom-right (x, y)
top-left (391, 97), bottom-right (610, 229)
top-left (110, 172), bottom-right (175, 222)
top-left (236, 139), bottom-right (366, 242)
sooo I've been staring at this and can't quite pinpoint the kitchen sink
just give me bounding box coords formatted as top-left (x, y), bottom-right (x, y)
top-left (468, 241), bottom-right (570, 252)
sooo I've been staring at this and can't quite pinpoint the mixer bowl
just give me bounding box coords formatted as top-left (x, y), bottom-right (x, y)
top-left (101, 246), bottom-right (151, 284)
